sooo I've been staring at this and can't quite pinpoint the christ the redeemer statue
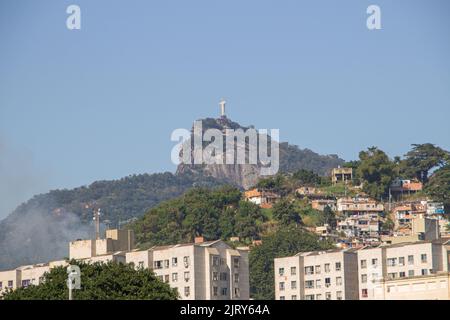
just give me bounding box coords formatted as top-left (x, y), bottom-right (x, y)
top-left (219, 99), bottom-right (226, 117)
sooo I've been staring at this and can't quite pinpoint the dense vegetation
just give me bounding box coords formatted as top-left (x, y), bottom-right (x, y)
top-left (131, 186), bottom-right (267, 247)
top-left (2, 260), bottom-right (178, 300)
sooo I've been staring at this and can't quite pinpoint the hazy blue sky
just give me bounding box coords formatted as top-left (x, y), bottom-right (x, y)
top-left (0, 0), bottom-right (449, 218)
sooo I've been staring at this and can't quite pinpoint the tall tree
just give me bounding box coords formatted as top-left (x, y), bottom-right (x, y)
top-left (2, 261), bottom-right (178, 300)
top-left (401, 143), bottom-right (449, 183)
top-left (272, 199), bottom-right (302, 227)
top-left (356, 147), bottom-right (396, 199)
top-left (323, 205), bottom-right (337, 229)
top-left (425, 164), bottom-right (450, 213)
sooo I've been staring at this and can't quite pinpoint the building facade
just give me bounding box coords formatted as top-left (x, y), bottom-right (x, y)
top-left (274, 249), bottom-right (359, 300)
top-left (126, 239), bottom-right (249, 300)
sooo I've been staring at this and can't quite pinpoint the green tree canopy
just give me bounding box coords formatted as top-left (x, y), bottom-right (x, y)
top-left (425, 164), bottom-right (450, 213)
top-left (131, 186), bottom-right (266, 246)
top-left (249, 227), bottom-right (333, 299)
top-left (2, 261), bottom-right (178, 300)
top-left (272, 199), bottom-right (302, 227)
top-left (356, 147), bottom-right (396, 199)
top-left (401, 143), bottom-right (449, 183)
top-left (292, 169), bottom-right (321, 186)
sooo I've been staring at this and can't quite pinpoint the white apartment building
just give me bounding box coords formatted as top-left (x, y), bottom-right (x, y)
top-left (1, 230), bottom-right (250, 300)
top-left (274, 249), bottom-right (359, 300)
top-left (126, 238), bottom-right (250, 300)
top-left (357, 240), bottom-right (449, 299)
top-left (275, 239), bottom-right (450, 300)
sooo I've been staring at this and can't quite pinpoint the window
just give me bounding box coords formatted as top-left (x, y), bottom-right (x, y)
top-left (0, 281), bottom-right (2, 289)
top-left (172, 273), bottom-right (178, 282)
top-left (138, 261), bottom-right (144, 269)
top-left (388, 273), bottom-right (397, 280)
top-left (292, 295), bottom-right (297, 300)
top-left (305, 295), bottom-right (315, 300)
top-left (219, 273), bottom-right (227, 281)
top-left (164, 260), bottom-right (170, 268)
top-left (154, 260), bottom-right (163, 269)
top-left (8, 280), bottom-right (13, 288)
top-left (172, 257), bottom-right (178, 267)
top-left (325, 278), bottom-right (331, 288)
top-left (279, 296), bottom-right (285, 300)
top-left (325, 292), bottom-right (332, 300)
top-left (325, 263), bottom-right (330, 273)
top-left (361, 274), bottom-right (367, 284)
top-left (336, 291), bottom-right (343, 300)
top-left (221, 288), bottom-right (228, 296)
top-left (408, 255), bottom-right (414, 265)
top-left (290, 267), bottom-right (296, 275)
top-left (304, 266), bottom-right (314, 275)
top-left (387, 258), bottom-right (397, 267)
top-left (305, 280), bottom-right (314, 289)
top-left (184, 271), bottom-right (190, 282)
top-left (21, 279), bottom-right (31, 288)
top-left (213, 272), bottom-right (218, 281)
top-left (212, 256), bottom-right (220, 267)
top-left (335, 262), bottom-right (341, 271)
top-left (164, 275), bottom-right (169, 283)
top-left (233, 257), bottom-right (240, 269)
top-left (316, 294), bottom-right (322, 300)
top-left (336, 277), bottom-right (342, 286)
top-left (234, 274), bottom-right (239, 283)
top-left (184, 286), bottom-right (190, 297)
top-left (371, 273), bottom-right (379, 282)
top-left (316, 279), bottom-right (322, 288)
top-left (183, 256), bottom-right (190, 267)
top-left (291, 281), bottom-right (297, 289)
top-left (421, 269), bottom-right (428, 276)
top-left (408, 270), bottom-right (415, 277)
top-left (315, 265), bottom-right (321, 274)
top-left (279, 282), bottom-right (285, 291)
top-left (421, 254), bottom-right (427, 263)
top-left (372, 258), bottom-right (378, 267)
top-left (279, 268), bottom-right (285, 276)
top-left (399, 257), bottom-right (405, 266)
top-left (234, 288), bottom-right (240, 298)
top-left (399, 272), bottom-right (406, 278)
top-left (361, 289), bottom-right (368, 298)
top-left (360, 260), bottom-right (367, 269)
top-left (213, 287), bottom-right (218, 296)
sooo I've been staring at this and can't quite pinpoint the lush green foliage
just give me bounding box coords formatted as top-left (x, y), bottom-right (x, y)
top-left (272, 199), bottom-right (302, 227)
top-left (357, 147), bottom-right (396, 200)
top-left (400, 143), bottom-right (449, 183)
top-left (2, 261), bottom-right (178, 300)
top-left (249, 227), bottom-right (333, 299)
top-left (131, 186), bottom-right (267, 247)
top-left (426, 164), bottom-right (450, 212)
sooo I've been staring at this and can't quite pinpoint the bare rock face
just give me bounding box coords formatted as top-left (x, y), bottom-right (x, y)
top-left (175, 117), bottom-right (344, 189)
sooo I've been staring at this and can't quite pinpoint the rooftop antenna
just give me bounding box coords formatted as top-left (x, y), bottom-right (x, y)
top-left (93, 208), bottom-right (101, 240)
top-left (219, 98), bottom-right (226, 117)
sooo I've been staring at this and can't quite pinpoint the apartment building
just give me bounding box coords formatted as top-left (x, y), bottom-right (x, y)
top-left (357, 240), bottom-right (449, 299)
top-left (126, 238), bottom-right (250, 300)
top-left (274, 249), bottom-right (359, 300)
top-left (0, 259), bottom-right (67, 296)
top-left (372, 272), bottom-right (450, 300)
top-left (70, 229), bottom-right (135, 260)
